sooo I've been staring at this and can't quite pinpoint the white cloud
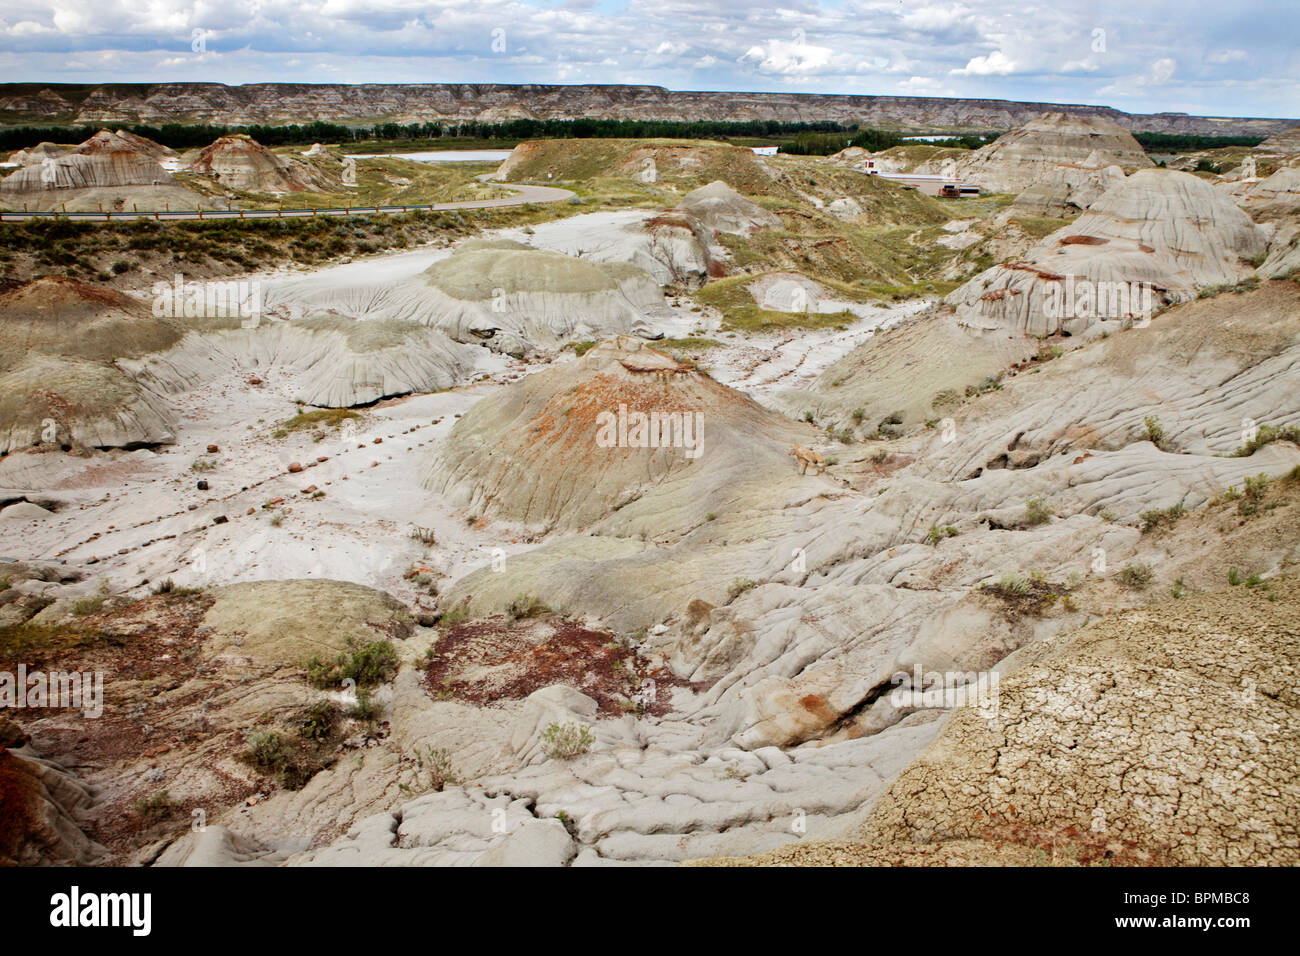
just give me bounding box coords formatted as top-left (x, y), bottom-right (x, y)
top-left (1209, 49), bottom-right (1247, 64)
top-left (6, 20), bottom-right (55, 36)
top-left (1098, 56), bottom-right (1178, 97)
top-left (1060, 58), bottom-right (1100, 74)
top-left (1149, 57), bottom-right (1176, 85)
top-left (899, 4), bottom-right (973, 33)
top-left (952, 49), bottom-right (1015, 76)
top-left (897, 75), bottom-right (955, 95)
top-left (737, 37), bottom-right (835, 76)
top-left (51, 7), bottom-right (89, 32)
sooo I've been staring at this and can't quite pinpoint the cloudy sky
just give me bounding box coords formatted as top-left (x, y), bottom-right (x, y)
top-left (0, 0), bottom-right (1295, 118)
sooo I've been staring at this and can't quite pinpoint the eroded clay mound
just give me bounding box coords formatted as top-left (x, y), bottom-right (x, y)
top-left (0, 277), bottom-right (186, 369)
top-left (490, 139), bottom-right (778, 194)
top-left (0, 129), bottom-right (204, 212)
top-left (75, 129), bottom-right (177, 162)
top-left (1, 129), bottom-right (175, 195)
top-left (7, 142), bottom-right (72, 166)
top-left (0, 355), bottom-right (174, 454)
top-left (956, 112), bottom-right (1152, 194)
top-left (946, 169), bottom-right (1267, 336)
top-left (185, 134), bottom-right (336, 193)
top-left (0, 277), bottom-right (481, 454)
top-left (676, 180), bottom-right (781, 236)
top-left (0, 278), bottom-right (185, 452)
top-left (0, 732), bottom-right (105, 866)
top-left (0, 148), bottom-right (170, 192)
top-left (783, 309), bottom-right (1031, 428)
top-left (125, 314), bottom-right (481, 408)
top-left (414, 245), bottom-right (668, 354)
top-left (1007, 164), bottom-right (1125, 218)
top-left (424, 336), bottom-right (809, 529)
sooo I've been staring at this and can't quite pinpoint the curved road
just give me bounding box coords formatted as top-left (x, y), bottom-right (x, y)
top-left (0, 181), bottom-right (575, 223)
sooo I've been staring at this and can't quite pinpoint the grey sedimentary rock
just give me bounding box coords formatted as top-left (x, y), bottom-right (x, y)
top-left (424, 337), bottom-right (811, 530)
top-left (184, 134), bottom-right (336, 193)
top-left (677, 181), bottom-right (781, 236)
top-left (264, 243), bottom-right (671, 357)
top-left (946, 169), bottom-right (1266, 336)
top-left (951, 112), bottom-right (1152, 195)
top-left (2, 83), bottom-right (1290, 137)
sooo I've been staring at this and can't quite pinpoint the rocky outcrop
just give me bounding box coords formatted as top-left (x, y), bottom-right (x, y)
top-left (0, 743), bottom-right (105, 866)
top-left (424, 336), bottom-right (811, 530)
top-left (124, 315), bottom-right (481, 408)
top-left (715, 579), bottom-right (1300, 866)
top-left (946, 169), bottom-right (1267, 336)
top-left (185, 134), bottom-right (335, 193)
top-left (0, 277), bottom-right (483, 452)
top-left (676, 181), bottom-right (781, 236)
top-left (1256, 125), bottom-right (1300, 157)
top-left (0, 83), bottom-right (1291, 136)
top-left (0, 129), bottom-right (202, 211)
top-left (266, 242), bottom-right (672, 357)
top-left (1236, 166), bottom-right (1300, 280)
top-left (951, 113), bottom-right (1152, 195)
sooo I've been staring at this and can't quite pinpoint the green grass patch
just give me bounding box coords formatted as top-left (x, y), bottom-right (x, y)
top-left (1234, 423), bottom-right (1300, 457)
top-left (1139, 500), bottom-right (1186, 533)
top-left (0, 621), bottom-right (106, 665)
top-left (655, 337), bottom-right (724, 351)
top-left (694, 274), bottom-right (855, 332)
top-left (304, 636), bottom-right (400, 689)
top-left (276, 408), bottom-right (361, 435)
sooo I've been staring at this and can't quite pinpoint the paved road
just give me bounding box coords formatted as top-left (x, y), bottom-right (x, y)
top-left (0, 181), bottom-right (575, 223)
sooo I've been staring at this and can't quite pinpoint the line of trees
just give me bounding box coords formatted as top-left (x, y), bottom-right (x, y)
top-left (0, 118), bottom-right (859, 153)
top-left (0, 118), bottom-right (1263, 157)
top-left (1132, 131), bottom-right (1265, 151)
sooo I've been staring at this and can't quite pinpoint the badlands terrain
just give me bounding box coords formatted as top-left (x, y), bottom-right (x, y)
top-left (0, 82), bottom-right (1292, 136)
top-left (1, 113), bottom-right (1298, 867)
